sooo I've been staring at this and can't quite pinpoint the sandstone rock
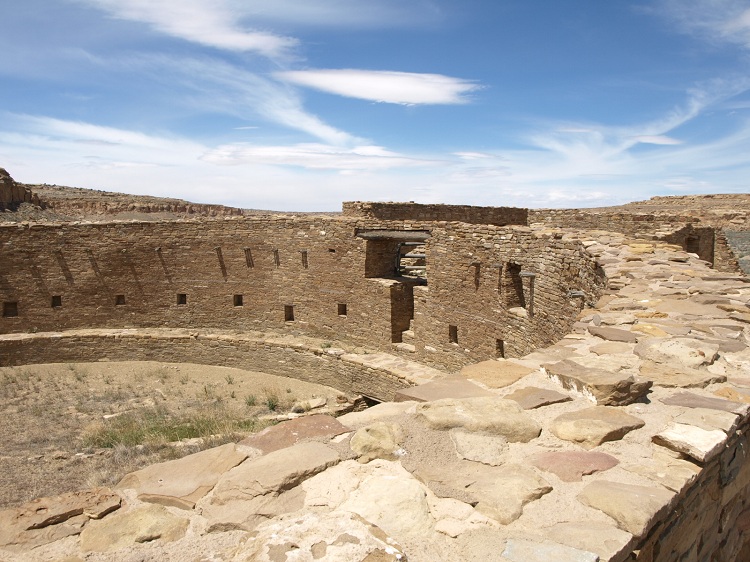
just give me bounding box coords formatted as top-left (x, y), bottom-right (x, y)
top-left (551, 406), bottom-right (645, 449)
top-left (529, 450), bottom-right (619, 482)
top-left (655, 299), bottom-right (729, 318)
top-left (230, 510), bottom-right (408, 562)
top-left (652, 423), bottom-right (726, 462)
top-left (79, 504), bottom-right (189, 553)
top-left (588, 326), bottom-right (638, 343)
top-left (578, 480), bottom-right (675, 536)
top-left (673, 408), bottom-right (738, 433)
top-left (0, 487), bottom-right (121, 551)
top-left (338, 401), bottom-right (416, 429)
top-left (638, 360), bottom-right (726, 388)
top-left (546, 521), bottom-right (635, 562)
top-left (544, 360), bottom-right (651, 406)
top-left (625, 449), bottom-right (701, 493)
top-left (394, 376), bottom-right (493, 402)
top-left (200, 441), bottom-right (339, 530)
top-left (501, 538), bottom-right (598, 562)
top-left (116, 443), bottom-right (248, 509)
top-left (460, 359), bottom-right (535, 388)
top-left (660, 391), bottom-right (749, 415)
top-left (634, 338), bottom-right (720, 368)
top-left (503, 386), bottom-right (572, 409)
top-left (714, 386), bottom-right (750, 404)
top-left (416, 397), bottom-right (541, 442)
top-left (589, 341), bottom-right (634, 355)
top-left (469, 464), bottom-right (552, 524)
top-left (290, 396), bottom-right (327, 412)
top-left (350, 422), bottom-right (403, 463)
top-left (428, 495), bottom-right (494, 538)
top-left (240, 415), bottom-right (349, 454)
top-left (631, 324), bottom-right (670, 338)
top-left (449, 428), bottom-right (508, 466)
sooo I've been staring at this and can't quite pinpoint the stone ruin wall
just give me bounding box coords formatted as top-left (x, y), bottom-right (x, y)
top-left (0, 168), bottom-right (38, 211)
top-left (0, 214), bottom-right (604, 374)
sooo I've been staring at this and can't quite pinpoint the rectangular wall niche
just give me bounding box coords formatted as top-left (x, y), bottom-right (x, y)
top-left (233, 294), bottom-right (244, 307)
top-left (115, 294), bottom-right (126, 306)
top-left (2, 302), bottom-right (18, 318)
top-left (496, 339), bottom-right (505, 358)
top-left (284, 304), bottom-right (295, 322)
top-left (51, 295), bottom-right (62, 308)
top-left (177, 293), bottom-right (187, 305)
top-left (273, 249), bottom-right (281, 268)
top-left (449, 324), bottom-right (458, 344)
top-left (338, 303), bottom-right (347, 316)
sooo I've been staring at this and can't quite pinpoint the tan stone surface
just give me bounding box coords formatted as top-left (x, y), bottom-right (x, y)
top-left (544, 360), bottom-right (651, 406)
top-left (416, 397), bottom-right (541, 442)
top-left (529, 450), bottom-right (619, 482)
top-left (449, 429), bottom-right (508, 466)
top-left (470, 464), bottom-right (552, 524)
top-left (546, 521), bottom-right (635, 562)
top-left (551, 406), bottom-right (645, 449)
top-left (394, 376), bottom-right (493, 402)
top-left (578, 480), bottom-right (675, 536)
top-left (638, 360), bottom-right (726, 388)
top-left (634, 337), bottom-right (720, 368)
top-left (79, 504), bottom-right (189, 553)
top-left (652, 423), bottom-right (727, 462)
top-left (503, 386), bottom-right (572, 409)
top-left (116, 443), bottom-right (248, 509)
top-left (350, 422), bottom-right (403, 463)
top-left (460, 360), bottom-right (535, 388)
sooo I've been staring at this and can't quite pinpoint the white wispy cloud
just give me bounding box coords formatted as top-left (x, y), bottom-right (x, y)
top-left (654, 0), bottom-right (750, 49)
top-left (276, 69), bottom-right (480, 105)
top-left (74, 0), bottom-right (298, 58)
top-left (201, 142), bottom-right (440, 171)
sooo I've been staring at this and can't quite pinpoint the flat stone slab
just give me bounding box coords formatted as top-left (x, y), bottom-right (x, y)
top-left (503, 386), bottom-right (572, 409)
top-left (80, 504), bottom-right (189, 553)
top-left (674, 408), bottom-right (739, 433)
top-left (460, 359), bottom-right (535, 388)
top-left (416, 397), bottom-right (542, 442)
top-left (589, 341), bottom-right (634, 355)
top-left (714, 386), bottom-right (750, 404)
top-left (551, 406), bottom-right (646, 449)
top-left (655, 299), bottom-right (730, 318)
top-left (200, 441), bottom-right (340, 530)
top-left (652, 423), bottom-right (727, 462)
top-left (502, 538), bottom-right (598, 562)
top-left (469, 464), bottom-right (552, 524)
top-left (529, 450), bottom-right (619, 481)
top-left (546, 521), bottom-right (635, 562)
top-left (660, 392), bottom-right (749, 415)
top-left (625, 449), bottom-right (701, 493)
top-left (634, 338), bottom-right (720, 368)
top-left (240, 415), bottom-right (350, 454)
top-left (450, 428), bottom-right (508, 466)
top-left (578, 480), bottom-right (676, 536)
top-left (338, 401), bottom-right (415, 429)
top-left (393, 376), bottom-right (494, 402)
top-left (0, 487), bottom-right (121, 551)
top-left (638, 360), bottom-right (726, 388)
top-left (588, 326), bottom-right (638, 343)
top-left (544, 360), bottom-right (652, 406)
top-left (117, 443), bottom-right (248, 509)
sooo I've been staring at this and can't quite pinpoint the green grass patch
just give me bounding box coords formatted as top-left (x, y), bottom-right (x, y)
top-left (82, 406), bottom-right (266, 449)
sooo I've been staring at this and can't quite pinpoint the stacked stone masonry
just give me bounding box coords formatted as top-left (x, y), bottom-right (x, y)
top-left (1, 199), bottom-right (750, 561)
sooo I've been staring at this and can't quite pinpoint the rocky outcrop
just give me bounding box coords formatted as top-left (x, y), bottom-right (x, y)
top-left (0, 168), bottom-right (38, 210)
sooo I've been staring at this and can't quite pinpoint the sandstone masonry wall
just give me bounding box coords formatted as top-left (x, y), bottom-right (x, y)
top-left (343, 201), bottom-right (529, 226)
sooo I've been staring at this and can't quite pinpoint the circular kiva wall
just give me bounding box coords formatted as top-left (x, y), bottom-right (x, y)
top-left (0, 215), bottom-right (605, 380)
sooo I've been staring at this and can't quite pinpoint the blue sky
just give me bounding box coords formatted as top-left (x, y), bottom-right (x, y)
top-left (2, 1), bottom-right (750, 211)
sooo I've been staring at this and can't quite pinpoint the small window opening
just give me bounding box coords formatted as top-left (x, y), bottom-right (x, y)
top-left (177, 293), bottom-right (187, 305)
top-left (115, 294), bottom-right (126, 306)
top-left (496, 339), bottom-right (505, 358)
top-left (301, 250), bottom-right (309, 269)
top-left (449, 324), bottom-right (458, 344)
top-left (273, 249), bottom-right (281, 268)
top-left (686, 236), bottom-right (700, 255)
top-left (233, 294), bottom-right (243, 307)
top-left (3, 302), bottom-right (19, 318)
top-left (338, 303), bottom-right (347, 316)
top-left (244, 248), bottom-right (254, 268)
top-left (51, 295), bottom-right (62, 308)
top-left (328, 248), bottom-right (336, 253)
top-left (284, 304), bottom-right (295, 322)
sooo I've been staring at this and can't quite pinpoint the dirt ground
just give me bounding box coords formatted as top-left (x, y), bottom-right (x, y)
top-left (0, 361), bottom-right (345, 509)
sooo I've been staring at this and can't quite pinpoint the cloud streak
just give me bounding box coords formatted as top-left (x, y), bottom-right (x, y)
top-left (276, 69), bottom-right (481, 105)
